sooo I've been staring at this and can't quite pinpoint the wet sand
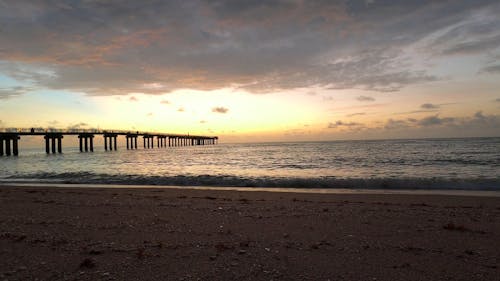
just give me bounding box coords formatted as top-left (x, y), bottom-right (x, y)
top-left (0, 185), bottom-right (499, 280)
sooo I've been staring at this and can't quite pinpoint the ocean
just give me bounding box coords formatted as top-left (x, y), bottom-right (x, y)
top-left (0, 137), bottom-right (499, 191)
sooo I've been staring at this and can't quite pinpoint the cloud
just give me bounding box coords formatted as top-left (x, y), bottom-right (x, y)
top-left (356, 96), bottom-right (375, 102)
top-left (384, 119), bottom-right (410, 130)
top-left (67, 122), bottom-right (89, 130)
top-left (468, 111), bottom-right (500, 128)
top-left (425, 5), bottom-right (500, 57)
top-left (5, 0), bottom-right (492, 95)
top-left (418, 115), bottom-right (455, 126)
top-left (243, 49), bottom-right (437, 93)
top-left (327, 120), bottom-right (362, 129)
top-left (381, 112), bottom-right (500, 134)
top-left (212, 106), bottom-right (229, 114)
top-left (129, 96), bottom-right (138, 102)
top-left (420, 103), bottom-right (440, 109)
top-left (346, 112), bottom-right (366, 117)
top-left (441, 35), bottom-right (500, 56)
top-left (0, 86), bottom-right (35, 99)
top-left (395, 102), bottom-right (457, 115)
top-left (480, 64), bottom-right (500, 74)
top-left (324, 112), bottom-right (500, 136)
top-left (496, 98), bottom-right (500, 102)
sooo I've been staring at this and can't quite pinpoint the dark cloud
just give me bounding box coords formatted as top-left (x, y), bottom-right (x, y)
top-left (474, 111), bottom-right (486, 119)
top-left (3, 1), bottom-right (495, 95)
top-left (384, 119), bottom-right (409, 130)
top-left (468, 111), bottom-right (500, 128)
top-left (356, 96), bottom-right (375, 102)
top-left (396, 103), bottom-right (457, 114)
top-left (420, 103), bottom-right (440, 109)
top-left (418, 115), bottom-right (455, 126)
top-left (322, 112), bottom-right (500, 137)
top-left (480, 64), bottom-right (500, 74)
top-left (212, 106), bottom-right (229, 114)
top-left (383, 112), bottom-right (500, 131)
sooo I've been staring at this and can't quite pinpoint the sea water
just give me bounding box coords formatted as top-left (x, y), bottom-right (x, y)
top-left (0, 138), bottom-right (499, 190)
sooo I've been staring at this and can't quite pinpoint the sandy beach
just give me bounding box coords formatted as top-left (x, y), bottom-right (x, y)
top-left (0, 185), bottom-right (499, 281)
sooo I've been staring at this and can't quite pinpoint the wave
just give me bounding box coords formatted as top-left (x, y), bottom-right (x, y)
top-left (1, 172), bottom-right (499, 191)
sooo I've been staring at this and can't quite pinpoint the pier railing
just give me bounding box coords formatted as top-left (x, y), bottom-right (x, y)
top-left (0, 128), bottom-right (215, 138)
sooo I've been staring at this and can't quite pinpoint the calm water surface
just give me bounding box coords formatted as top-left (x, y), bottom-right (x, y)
top-left (1, 138), bottom-right (499, 190)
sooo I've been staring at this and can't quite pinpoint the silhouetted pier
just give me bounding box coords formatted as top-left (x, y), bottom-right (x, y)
top-left (0, 128), bottom-right (217, 156)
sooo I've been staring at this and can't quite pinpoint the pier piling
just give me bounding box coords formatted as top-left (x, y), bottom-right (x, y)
top-left (78, 134), bottom-right (94, 152)
top-left (5, 138), bottom-right (11, 156)
top-left (103, 134), bottom-right (117, 151)
top-left (51, 138), bottom-right (56, 154)
top-left (58, 138), bottom-right (62, 153)
top-left (12, 136), bottom-right (19, 156)
top-left (126, 134), bottom-right (138, 150)
top-left (45, 137), bottom-right (49, 154)
top-left (43, 134), bottom-right (63, 154)
top-left (0, 135), bottom-right (20, 156)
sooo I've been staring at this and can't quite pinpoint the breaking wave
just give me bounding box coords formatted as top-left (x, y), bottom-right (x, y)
top-left (2, 172), bottom-right (499, 191)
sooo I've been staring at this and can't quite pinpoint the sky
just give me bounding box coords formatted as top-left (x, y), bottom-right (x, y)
top-left (0, 0), bottom-right (499, 143)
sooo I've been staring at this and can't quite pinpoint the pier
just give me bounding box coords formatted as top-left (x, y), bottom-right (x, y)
top-left (0, 128), bottom-right (218, 156)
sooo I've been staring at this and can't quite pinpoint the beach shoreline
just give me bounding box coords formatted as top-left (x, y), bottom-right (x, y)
top-left (3, 182), bottom-right (500, 197)
top-left (1, 184), bottom-right (499, 280)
